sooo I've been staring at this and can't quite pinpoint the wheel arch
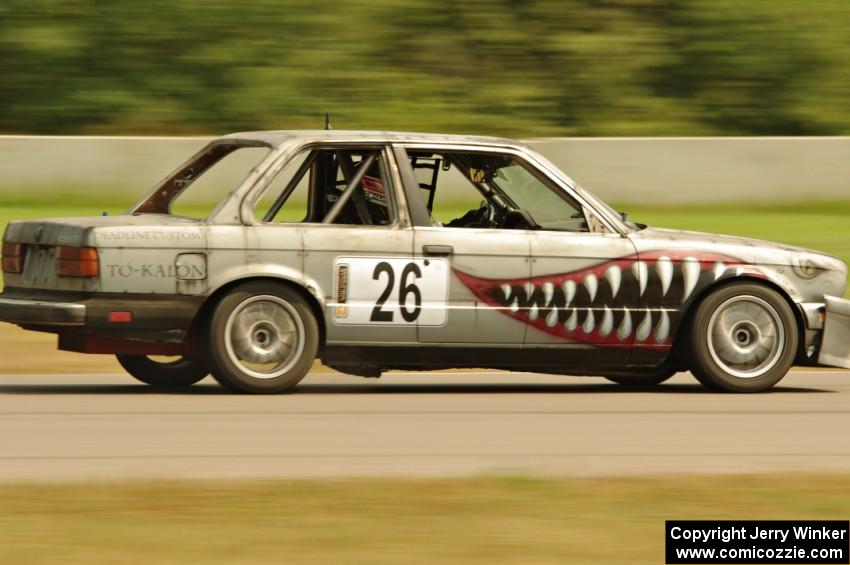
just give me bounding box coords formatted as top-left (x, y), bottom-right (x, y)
top-left (670, 275), bottom-right (806, 364)
top-left (189, 275), bottom-right (327, 354)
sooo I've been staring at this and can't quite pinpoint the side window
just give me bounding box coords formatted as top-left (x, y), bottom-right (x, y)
top-left (407, 150), bottom-right (589, 232)
top-left (494, 161), bottom-right (585, 230)
top-left (254, 147), bottom-right (395, 226)
top-left (410, 154), bottom-right (482, 226)
top-left (254, 151), bottom-right (311, 223)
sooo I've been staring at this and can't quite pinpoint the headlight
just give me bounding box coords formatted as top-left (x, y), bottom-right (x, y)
top-left (792, 255), bottom-right (822, 279)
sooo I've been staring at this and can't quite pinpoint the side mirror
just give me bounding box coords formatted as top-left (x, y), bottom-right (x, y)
top-left (620, 211), bottom-right (628, 222)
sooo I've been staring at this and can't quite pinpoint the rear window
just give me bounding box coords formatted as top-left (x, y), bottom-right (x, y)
top-left (133, 142), bottom-right (271, 219)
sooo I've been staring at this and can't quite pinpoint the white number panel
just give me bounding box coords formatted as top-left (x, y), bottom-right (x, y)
top-left (332, 257), bottom-right (449, 326)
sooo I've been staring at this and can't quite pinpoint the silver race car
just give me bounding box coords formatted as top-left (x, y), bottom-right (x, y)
top-left (1, 130), bottom-right (848, 393)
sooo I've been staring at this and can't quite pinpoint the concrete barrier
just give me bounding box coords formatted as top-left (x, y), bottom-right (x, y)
top-left (0, 136), bottom-right (209, 204)
top-left (1, 135), bottom-right (848, 205)
top-left (530, 137), bottom-right (850, 204)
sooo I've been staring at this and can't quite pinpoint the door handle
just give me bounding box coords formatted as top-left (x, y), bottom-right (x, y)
top-left (422, 245), bottom-right (454, 257)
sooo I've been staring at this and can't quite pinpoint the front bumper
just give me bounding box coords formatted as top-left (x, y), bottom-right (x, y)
top-left (818, 295), bottom-right (850, 369)
top-left (0, 296), bottom-right (86, 326)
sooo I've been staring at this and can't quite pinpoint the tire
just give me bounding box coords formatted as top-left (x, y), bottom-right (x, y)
top-left (205, 281), bottom-right (319, 394)
top-left (688, 283), bottom-right (798, 393)
top-left (605, 369), bottom-right (676, 388)
top-left (117, 355), bottom-right (208, 388)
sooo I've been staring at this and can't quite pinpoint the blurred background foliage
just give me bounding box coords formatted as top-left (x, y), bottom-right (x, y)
top-left (1, 0), bottom-right (850, 136)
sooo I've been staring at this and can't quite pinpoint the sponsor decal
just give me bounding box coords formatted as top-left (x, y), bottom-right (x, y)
top-left (360, 175), bottom-right (387, 206)
top-left (98, 231), bottom-right (204, 241)
top-left (335, 263), bottom-right (350, 318)
top-left (106, 263), bottom-right (206, 278)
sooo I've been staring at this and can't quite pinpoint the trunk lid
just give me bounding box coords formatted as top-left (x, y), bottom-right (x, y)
top-left (3, 214), bottom-right (204, 291)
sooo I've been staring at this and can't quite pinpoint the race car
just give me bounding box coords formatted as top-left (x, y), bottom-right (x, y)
top-left (1, 130), bottom-right (848, 393)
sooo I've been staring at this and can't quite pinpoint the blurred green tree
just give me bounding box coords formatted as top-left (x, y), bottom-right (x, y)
top-left (0, 0), bottom-right (848, 136)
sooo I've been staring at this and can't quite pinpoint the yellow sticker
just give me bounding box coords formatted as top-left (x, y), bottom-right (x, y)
top-left (335, 264), bottom-right (349, 318)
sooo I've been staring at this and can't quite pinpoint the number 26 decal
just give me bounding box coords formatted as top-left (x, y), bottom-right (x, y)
top-left (370, 261), bottom-right (422, 322)
top-left (333, 257), bottom-right (449, 326)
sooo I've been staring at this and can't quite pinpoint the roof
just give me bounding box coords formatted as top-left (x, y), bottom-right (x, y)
top-left (219, 129), bottom-right (526, 149)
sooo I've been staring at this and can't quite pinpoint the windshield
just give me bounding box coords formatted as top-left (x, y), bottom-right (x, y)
top-left (488, 161), bottom-right (584, 230)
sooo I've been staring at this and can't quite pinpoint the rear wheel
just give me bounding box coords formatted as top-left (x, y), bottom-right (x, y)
top-left (206, 282), bottom-right (319, 394)
top-left (688, 283), bottom-right (797, 392)
top-left (117, 355), bottom-right (208, 388)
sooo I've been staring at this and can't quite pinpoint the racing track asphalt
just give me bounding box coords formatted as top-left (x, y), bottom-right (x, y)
top-left (0, 370), bottom-right (849, 481)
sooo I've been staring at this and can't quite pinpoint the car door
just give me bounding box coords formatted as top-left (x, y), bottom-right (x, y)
top-left (249, 143), bottom-right (429, 345)
top-left (395, 144), bottom-right (645, 364)
top-left (301, 145), bottom-right (424, 345)
top-left (488, 153), bottom-right (642, 360)
top-left (412, 225), bottom-right (531, 345)
top-left (394, 145), bottom-right (531, 345)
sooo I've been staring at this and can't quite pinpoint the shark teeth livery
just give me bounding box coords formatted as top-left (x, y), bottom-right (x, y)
top-left (454, 250), bottom-right (753, 348)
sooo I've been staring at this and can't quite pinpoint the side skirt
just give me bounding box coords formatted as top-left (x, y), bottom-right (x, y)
top-left (323, 345), bottom-right (668, 376)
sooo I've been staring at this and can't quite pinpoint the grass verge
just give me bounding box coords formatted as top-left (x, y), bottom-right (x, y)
top-left (0, 475), bottom-right (848, 564)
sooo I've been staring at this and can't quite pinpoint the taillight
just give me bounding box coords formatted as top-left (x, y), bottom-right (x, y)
top-left (56, 246), bottom-right (99, 277)
top-left (2, 242), bottom-right (25, 274)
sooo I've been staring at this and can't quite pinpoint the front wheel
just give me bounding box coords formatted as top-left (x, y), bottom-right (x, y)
top-left (117, 355), bottom-right (208, 388)
top-left (688, 283), bottom-right (798, 393)
top-left (205, 282), bottom-right (319, 394)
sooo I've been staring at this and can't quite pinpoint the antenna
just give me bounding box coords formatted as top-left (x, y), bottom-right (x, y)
top-left (324, 112), bottom-right (332, 130)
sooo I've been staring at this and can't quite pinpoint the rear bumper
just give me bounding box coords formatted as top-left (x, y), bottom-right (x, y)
top-left (0, 289), bottom-right (204, 342)
top-left (0, 296), bottom-right (86, 326)
top-left (818, 295), bottom-right (850, 369)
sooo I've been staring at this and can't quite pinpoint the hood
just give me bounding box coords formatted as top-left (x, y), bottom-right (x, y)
top-left (635, 226), bottom-right (844, 269)
top-left (632, 226), bottom-right (848, 301)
